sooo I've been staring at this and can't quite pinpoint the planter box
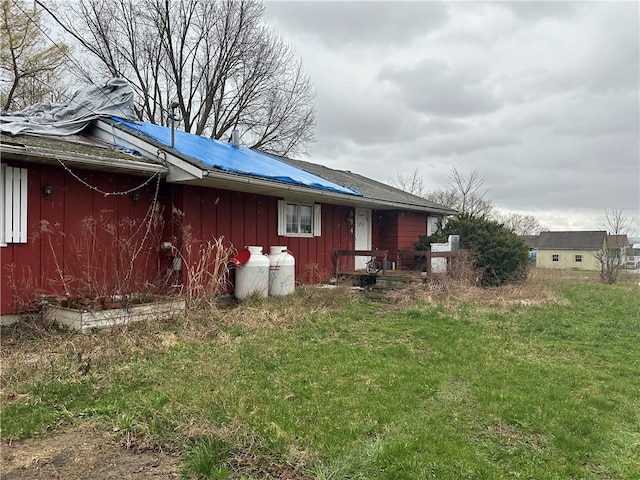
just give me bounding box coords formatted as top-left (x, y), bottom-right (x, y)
top-left (44, 298), bottom-right (186, 333)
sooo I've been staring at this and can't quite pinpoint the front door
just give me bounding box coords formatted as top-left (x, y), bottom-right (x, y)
top-left (354, 207), bottom-right (372, 270)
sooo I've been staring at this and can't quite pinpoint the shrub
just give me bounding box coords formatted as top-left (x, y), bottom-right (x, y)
top-left (416, 213), bottom-right (529, 286)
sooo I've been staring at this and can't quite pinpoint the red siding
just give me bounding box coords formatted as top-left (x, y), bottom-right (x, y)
top-left (4, 162), bottom-right (430, 315)
top-left (375, 211), bottom-right (398, 258)
top-left (1, 162), bottom-right (162, 315)
top-left (397, 211), bottom-right (428, 249)
top-left (172, 184), bottom-right (354, 289)
top-left (371, 210), bottom-right (428, 267)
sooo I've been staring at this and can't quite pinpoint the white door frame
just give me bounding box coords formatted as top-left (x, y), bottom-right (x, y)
top-left (354, 207), bottom-right (372, 270)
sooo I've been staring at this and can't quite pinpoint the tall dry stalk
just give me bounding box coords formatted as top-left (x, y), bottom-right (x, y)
top-left (177, 224), bottom-right (235, 310)
top-left (65, 208), bottom-right (165, 298)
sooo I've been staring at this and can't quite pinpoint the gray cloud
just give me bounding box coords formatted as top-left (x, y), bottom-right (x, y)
top-left (265, 1), bottom-right (448, 47)
top-left (380, 58), bottom-right (503, 117)
top-left (501, 1), bottom-right (583, 21)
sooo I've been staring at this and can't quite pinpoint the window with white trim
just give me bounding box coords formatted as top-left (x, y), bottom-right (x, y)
top-left (575, 254), bottom-right (582, 263)
top-left (277, 199), bottom-right (321, 237)
top-left (1, 165), bottom-right (28, 245)
top-left (552, 254), bottom-right (559, 262)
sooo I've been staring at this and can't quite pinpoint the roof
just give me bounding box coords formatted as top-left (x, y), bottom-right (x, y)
top-left (0, 79), bottom-right (456, 213)
top-left (277, 156), bottom-right (457, 215)
top-left (0, 78), bottom-right (136, 136)
top-left (112, 118), bottom-right (362, 197)
top-left (608, 234), bottom-right (629, 248)
top-left (104, 119), bottom-right (455, 214)
top-left (536, 231), bottom-right (607, 250)
top-left (520, 235), bottom-right (540, 248)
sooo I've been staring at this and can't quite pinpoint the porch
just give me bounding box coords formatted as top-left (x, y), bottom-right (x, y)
top-left (332, 249), bottom-right (463, 296)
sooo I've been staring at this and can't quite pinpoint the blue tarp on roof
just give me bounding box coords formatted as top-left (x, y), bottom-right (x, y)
top-left (114, 118), bottom-right (362, 196)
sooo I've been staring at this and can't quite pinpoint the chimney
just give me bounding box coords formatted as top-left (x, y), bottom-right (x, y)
top-left (231, 129), bottom-right (239, 148)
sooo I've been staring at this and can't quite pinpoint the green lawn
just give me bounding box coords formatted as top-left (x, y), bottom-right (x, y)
top-left (2, 277), bottom-right (639, 479)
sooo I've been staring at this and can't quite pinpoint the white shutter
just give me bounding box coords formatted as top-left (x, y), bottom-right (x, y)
top-left (277, 199), bottom-right (286, 236)
top-left (2, 166), bottom-right (28, 244)
top-left (313, 203), bottom-right (321, 237)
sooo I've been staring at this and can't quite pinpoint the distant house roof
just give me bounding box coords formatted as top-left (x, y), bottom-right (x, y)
top-left (520, 235), bottom-right (540, 248)
top-left (536, 231), bottom-right (607, 250)
top-left (607, 234), bottom-right (629, 248)
top-left (277, 156), bottom-right (457, 215)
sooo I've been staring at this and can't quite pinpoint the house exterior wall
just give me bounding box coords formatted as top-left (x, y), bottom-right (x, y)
top-left (1, 161), bottom-right (163, 315)
top-left (536, 249), bottom-right (600, 270)
top-left (172, 184), bottom-right (355, 288)
top-left (1, 159), bottom-right (442, 316)
top-left (397, 211), bottom-right (429, 250)
top-left (375, 211), bottom-right (398, 259)
top-left (374, 210), bottom-right (429, 268)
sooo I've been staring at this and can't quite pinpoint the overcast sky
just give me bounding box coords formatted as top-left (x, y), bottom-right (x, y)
top-left (264, 1), bottom-right (640, 234)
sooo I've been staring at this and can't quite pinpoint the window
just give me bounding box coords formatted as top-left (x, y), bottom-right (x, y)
top-left (575, 254), bottom-right (582, 263)
top-left (278, 200), bottom-right (321, 237)
top-left (1, 166), bottom-right (28, 245)
top-left (552, 254), bottom-right (559, 262)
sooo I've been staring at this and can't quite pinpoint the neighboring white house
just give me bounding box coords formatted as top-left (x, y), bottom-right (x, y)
top-left (530, 231), bottom-right (629, 271)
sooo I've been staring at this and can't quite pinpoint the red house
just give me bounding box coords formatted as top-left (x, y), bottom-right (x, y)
top-left (0, 82), bottom-right (454, 321)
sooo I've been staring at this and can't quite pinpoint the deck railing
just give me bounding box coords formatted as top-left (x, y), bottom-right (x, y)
top-left (333, 249), bottom-right (388, 277)
top-left (396, 249), bottom-right (462, 276)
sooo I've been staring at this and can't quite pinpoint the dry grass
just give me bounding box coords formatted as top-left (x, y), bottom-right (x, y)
top-left (0, 284), bottom-right (359, 398)
top-left (384, 267), bottom-right (578, 308)
top-left (215, 284), bottom-right (359, 332)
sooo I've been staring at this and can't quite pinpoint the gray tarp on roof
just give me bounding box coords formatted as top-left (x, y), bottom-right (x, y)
top-left (0, 78), bottom-right (136, 136)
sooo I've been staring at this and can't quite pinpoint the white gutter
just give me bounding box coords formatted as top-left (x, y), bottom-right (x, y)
top-left (201, 168), bottom-right (448, 213)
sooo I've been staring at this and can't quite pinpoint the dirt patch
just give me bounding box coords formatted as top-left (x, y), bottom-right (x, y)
top-left (1, 422), bottom-right (180, 480)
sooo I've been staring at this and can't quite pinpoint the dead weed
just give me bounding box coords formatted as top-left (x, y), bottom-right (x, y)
top-left (385, 268), bottom-right (570, 309)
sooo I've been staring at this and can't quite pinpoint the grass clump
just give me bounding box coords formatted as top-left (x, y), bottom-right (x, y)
top-left (182, 436), bottom-right (231, 479)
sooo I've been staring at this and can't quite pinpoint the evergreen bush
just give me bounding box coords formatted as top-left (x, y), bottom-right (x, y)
top-left (416, 213), bottom-right (529, 286)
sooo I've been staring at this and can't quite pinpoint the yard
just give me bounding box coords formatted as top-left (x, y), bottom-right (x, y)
top-left (1, 270), bottom-right (639, 479)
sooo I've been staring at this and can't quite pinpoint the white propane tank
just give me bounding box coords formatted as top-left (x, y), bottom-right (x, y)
top-left (268, 246), bottom-right (295, 296)
top-left (234, 246), bottom-right (269, 300)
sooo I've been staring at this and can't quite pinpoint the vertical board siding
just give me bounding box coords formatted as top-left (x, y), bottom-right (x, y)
top-left (2, 167), bottom-right (359, 314)
top-left (1, 162), bottom-right (163, 315)
top-left (375, 211), bottom-right (398, 261)
top-left (400, 211), bottom-right (428, 269)
top-left (398, 211), bottom-right (428, 248)
top-left (177, 185), bottom-right (353, 288)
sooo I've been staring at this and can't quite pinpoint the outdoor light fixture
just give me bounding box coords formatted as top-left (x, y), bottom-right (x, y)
top-left (132, 192), bottom-right (141, 203)
top-left (42, 184), bottom-right (53, 198)
top-left (345, 210), bottom-right (354, 225)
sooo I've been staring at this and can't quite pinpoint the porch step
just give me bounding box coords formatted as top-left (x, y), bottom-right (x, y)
top-left (335, 270), bottom-right (429, 301)
top-left (365, 271), bottom-right (426, 301)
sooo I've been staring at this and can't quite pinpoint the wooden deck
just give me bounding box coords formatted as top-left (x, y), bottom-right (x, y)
top-left (332, 249), bottom-right (463, 300)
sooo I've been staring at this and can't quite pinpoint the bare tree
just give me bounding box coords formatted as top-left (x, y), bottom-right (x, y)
top-left (389, 168), bottom-right (426, 197)
top-left (38, 0), bottom-right (316, 156)
top-left (495, 212), bottom-right (547, 235)
top-left (594, 207), bottom-right (631, 284)
top-left (0, 0), bottom-right (70, 111)
top-left (424, 167), bottom-right (494, 217)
